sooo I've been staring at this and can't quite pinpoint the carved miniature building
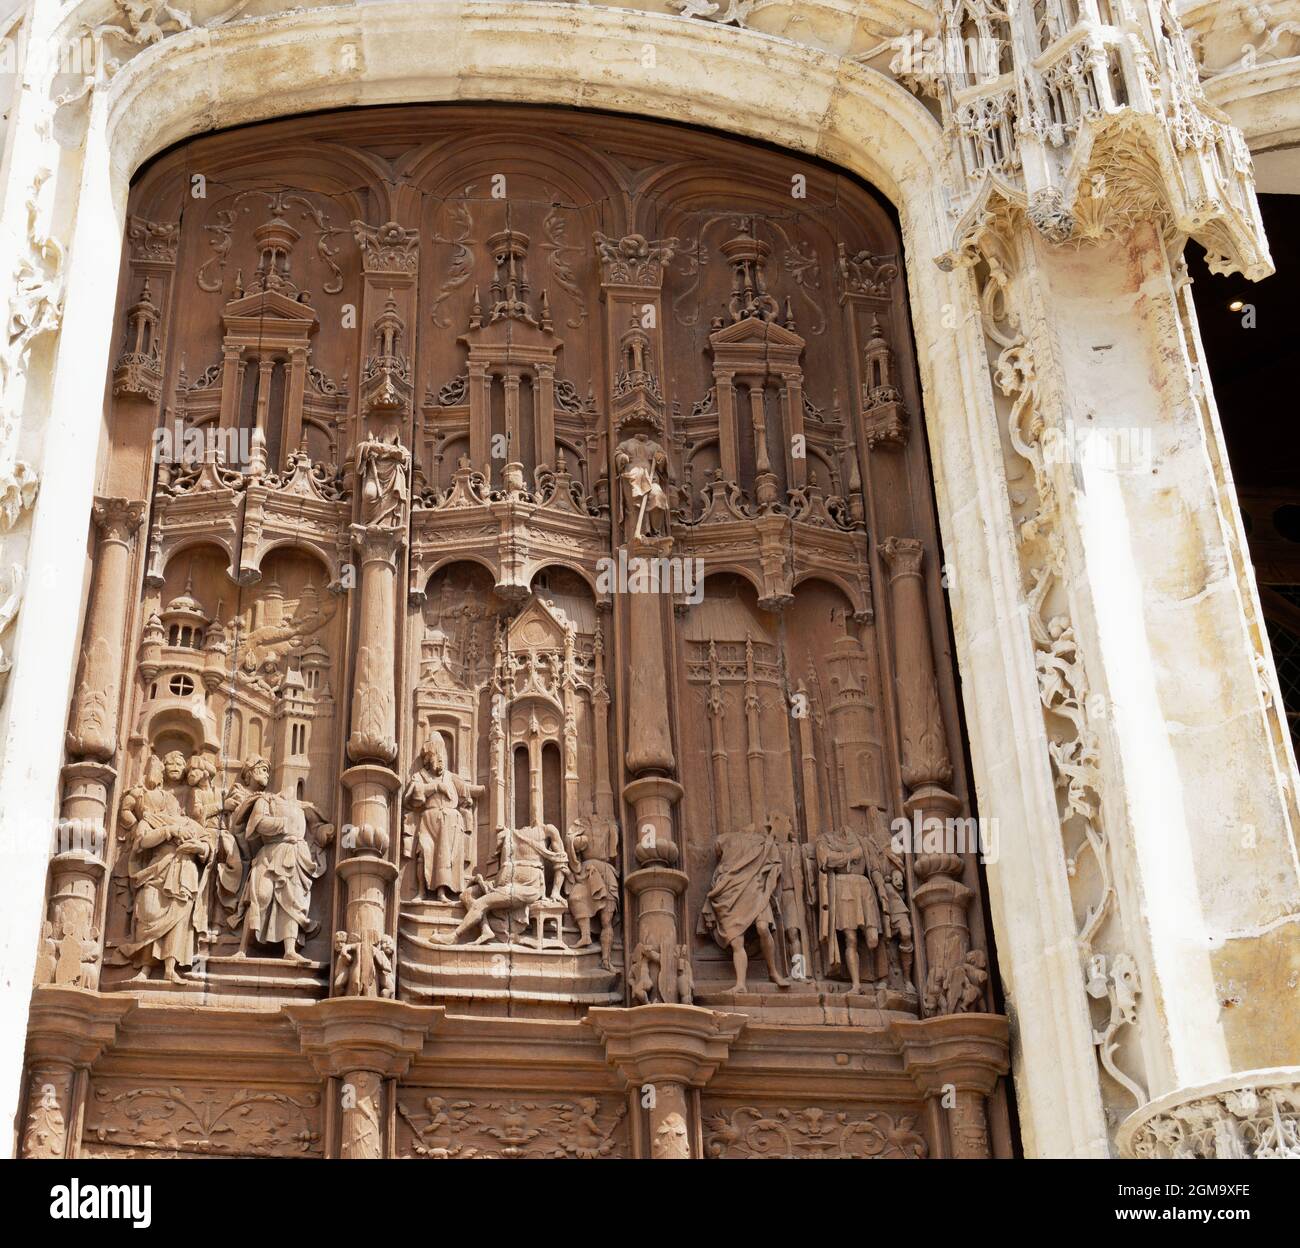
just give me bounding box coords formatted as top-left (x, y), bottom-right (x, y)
top-left (4, 0), bottom-right (1299, 1164)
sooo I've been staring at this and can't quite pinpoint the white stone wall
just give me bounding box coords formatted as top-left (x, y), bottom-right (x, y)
top-left (0, 0), bottom-right (1295, 1159)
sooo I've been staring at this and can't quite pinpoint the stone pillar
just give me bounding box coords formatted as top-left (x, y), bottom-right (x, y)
top-left (590, 1004), bottom-right (746, 1159)
top-left (18, 988), bottom-right (134, 1159)
top-left (342, 522), bottom-right (404, 992)
top-left (37, 499), bottom-right (145, 991)
top-left (878, 536), bottom-right (973, 1014)
top-left (65, 499), bottom-right (146, 760)
top-left (893, 1015), bottom-right (1010, 1160)
top-left (287, 999), bottom-right (433, 1159)
top-left (347, 525), bottom-right (402, 765)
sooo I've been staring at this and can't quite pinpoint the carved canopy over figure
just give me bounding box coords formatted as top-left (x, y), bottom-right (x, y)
top-left (116, 752), bottom-right (213, 983)
top-left (699, 822), bottom-right (790, 994)
top-left (226, 755), bottom-right (334, 961)
top-left (614, 432), bottom-right (670, 541)
top-left (403, 735), bottom-right (480, 902)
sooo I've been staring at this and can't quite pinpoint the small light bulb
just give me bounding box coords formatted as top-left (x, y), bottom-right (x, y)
top-left (1229, 300), bottom-right (1245, 312)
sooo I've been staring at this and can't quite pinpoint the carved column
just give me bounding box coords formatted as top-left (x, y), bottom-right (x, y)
top-left (590, 1005), bottom-right (746, 1158)
top-left (65, 499), bottom-right (146, 761)
top-left (878, 536), bottom-right (973, 1014)
top-left (894, 1015), bottom-right (1010, 1160)
top-left (38, 500), bottom-right (145, 990)
top-left (287, 999), bottom-right (433, 1159)
top-left (595, 232), bottom-right (690, 1002)
top-left (342, 523), bottom-right (404, 981)
top-left (18, 988), bottom-right (134, 1159)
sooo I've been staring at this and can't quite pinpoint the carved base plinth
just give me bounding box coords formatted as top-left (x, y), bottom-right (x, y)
top-left (694, 982), bottom-right (919, 1026)
top-left (398, 900), bottom-right (621, 1016)
top-left (101, 955), bottom-right (328, 1008)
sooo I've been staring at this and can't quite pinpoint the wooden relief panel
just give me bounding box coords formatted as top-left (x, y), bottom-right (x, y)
top-left (395, 1089), bottom-right (629, 1159)
top-left (29, 105), bottom-right (1008, 1160)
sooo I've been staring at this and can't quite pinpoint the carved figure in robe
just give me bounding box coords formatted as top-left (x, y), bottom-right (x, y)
top-left (116, 752), bottom-right (212, 983)
top-left (812, 825), bottom-right (888, 992)
top-left (768, 811), bottom-right (810, 976)
top-left (614, 432), bottom-right (670, 540)
top-left (227, 756), bottom-right (334, 961)
top-left (698, 822), bottom-right (790, 994)
top-left (183, 752), bottom-right (235, 940)
top-left (566, 810), bottom-right (620, 969)
top-left (433, 824), bottom-right (569, 946)
top-left (652, 1112), bottom-right (691, 1159)
top-left (403, 736), bottom-right (473, 902)
top-left (358, 435), bottom-right (409, 528)
top-left (865, 809), bottom-right (914, 980)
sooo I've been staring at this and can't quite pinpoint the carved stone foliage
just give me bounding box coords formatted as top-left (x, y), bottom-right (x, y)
top-left (1126, 1084), bottom-right (1300, 1160)
top-left (702, 1103), bottom-right (928, 1159)
top-left (84, 1081), bottom-right (323, 1158)
top-left (396, 1092), bottom-right (629, 1159)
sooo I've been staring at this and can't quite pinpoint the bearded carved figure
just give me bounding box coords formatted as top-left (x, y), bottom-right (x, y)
top-left (403, 736), bottom-right (482, 902)
top-left (115, 752), bottom-right (213, 983)
top-left (225, 756), bottom-right (334, 961)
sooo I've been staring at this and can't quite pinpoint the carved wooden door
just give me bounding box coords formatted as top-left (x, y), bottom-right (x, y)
top-left (37, 105), bottom-right (1010, 1160)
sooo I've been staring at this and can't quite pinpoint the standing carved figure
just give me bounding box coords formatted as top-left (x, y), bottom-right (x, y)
top-left (357, 435), bottom-right (409, 528)
top-left (183, 752), bottom-right (228, 941)
top-left (116, 753), bottom-right (212, 983)
top-left (403, 737), bottom-right (471, 902)
top-left (227, 756), bottom-right (334, 961)
top-left (565, 810), bottom-right (620, 969)
top-left (768, 812), bottom-right (810, 977)
top-left (614, 432), bottom-right (670, 540)
top-left (698, 822), bottom-right (790, 994)
top-left (812, 826), bottom-right (888, 992)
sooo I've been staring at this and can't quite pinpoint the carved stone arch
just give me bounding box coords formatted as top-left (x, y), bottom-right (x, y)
top-left (403, 125), bottom-right (631, 219)
top-left (791, 567), bottom-right (869, 620)
top-left (242, 537), bottom-right (338, 588)
top-left (11, 3), bottom-right (1132, 1161)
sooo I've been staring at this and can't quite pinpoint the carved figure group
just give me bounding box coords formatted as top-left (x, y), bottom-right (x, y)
top-left (114, 750), bottom-right (334, 980)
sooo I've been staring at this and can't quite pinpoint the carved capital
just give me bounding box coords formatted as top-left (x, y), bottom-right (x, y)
top-left (285, 998), bottom-right (437, 1080)
top-left (91, 498), bottom-right (146, 547)
top-left (1119, 1069), bottom-right (1300, 1159)
top-left (594, 232), bottom-right (678, 287)
top-left (352, 220), bottom-right (419, 274)
top-left (589, 1004), bottom-right (746, 1090)
top-left (878, 534), bottom-right (924, 580)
